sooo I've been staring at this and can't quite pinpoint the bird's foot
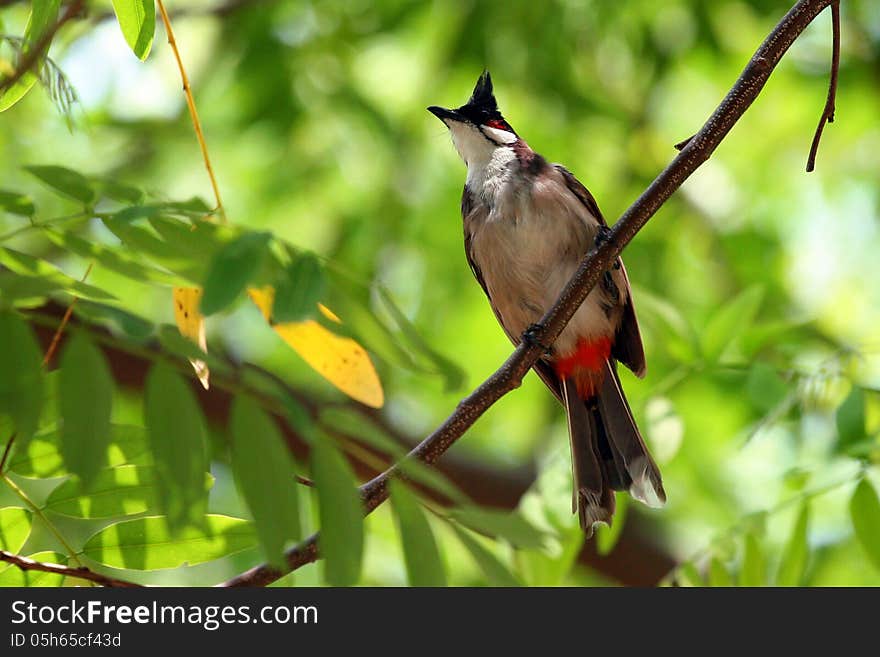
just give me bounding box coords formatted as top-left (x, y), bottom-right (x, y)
top-left (594, 226), bottom-right (621, 269)
top-left (522, 323), bottom-right (553, 354)
top-left (594, 225), bottom-right (613, 248)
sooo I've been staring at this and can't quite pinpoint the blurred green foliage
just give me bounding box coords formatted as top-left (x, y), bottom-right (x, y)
top-left (1, 0), bottom-right (880, 586)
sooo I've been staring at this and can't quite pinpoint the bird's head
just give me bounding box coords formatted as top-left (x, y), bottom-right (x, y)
top-left (428, 71), bottom-right (519, 168)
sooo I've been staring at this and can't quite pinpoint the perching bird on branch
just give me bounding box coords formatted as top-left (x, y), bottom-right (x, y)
top-left (429, 72), bottom-right (665, 535)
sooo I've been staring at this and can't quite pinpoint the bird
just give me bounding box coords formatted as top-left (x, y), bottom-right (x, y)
top-left (428, 71), bottom-right (665, 535)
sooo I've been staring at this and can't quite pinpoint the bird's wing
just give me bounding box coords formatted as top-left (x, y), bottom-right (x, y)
top-left (554, 165), bottom-right (646, 378)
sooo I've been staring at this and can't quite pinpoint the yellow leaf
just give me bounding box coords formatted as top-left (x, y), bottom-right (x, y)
top-left (173, 286), bottom-right (209, 389)
top-left (247, 287), bottom-right (383, 408)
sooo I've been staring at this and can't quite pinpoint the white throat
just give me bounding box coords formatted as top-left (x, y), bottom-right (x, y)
top-left (447, 121), bottom-right (517, 196)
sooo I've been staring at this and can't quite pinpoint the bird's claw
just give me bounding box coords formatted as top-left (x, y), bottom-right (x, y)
top-left (522, 323), bottom-right (553, 354)
top-left (594, 225), bottom-right (613, 248)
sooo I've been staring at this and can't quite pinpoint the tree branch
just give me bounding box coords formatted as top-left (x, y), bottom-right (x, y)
top-left (806, 0), bottom-right (841, 172)
top-left (0, 550), bottom-right (143, 588)
top-left (220, 0), bottom-right (838, 587)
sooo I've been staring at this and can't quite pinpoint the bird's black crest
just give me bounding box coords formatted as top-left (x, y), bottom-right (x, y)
top-left (458, 70), bottom-right (508, 129)
top-left (467, 71), bottom-right (497, 113)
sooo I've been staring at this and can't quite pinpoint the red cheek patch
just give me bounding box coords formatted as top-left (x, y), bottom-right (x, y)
top-left (486, 119), bottom-right (508, 131)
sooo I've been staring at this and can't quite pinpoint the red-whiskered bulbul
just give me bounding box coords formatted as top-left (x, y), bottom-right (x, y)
top-left (429, 72), bottom-right (665, 535)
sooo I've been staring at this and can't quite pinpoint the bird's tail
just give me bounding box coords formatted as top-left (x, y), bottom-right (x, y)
top-left (562, 360), bottom-right (666, 536)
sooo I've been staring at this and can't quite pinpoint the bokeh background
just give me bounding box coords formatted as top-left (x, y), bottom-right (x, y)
top-left (2, 0), bottom-right (880, 585)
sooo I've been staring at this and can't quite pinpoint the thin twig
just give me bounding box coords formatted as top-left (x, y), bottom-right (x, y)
top-left (155, 0), bottom-right (227, 223)
top-left (0, 0), bottom-right (84, 96)
top-left (220, 0), bottom-right (838, 587)
top-left (0, 550), bottom-right (143, 587)
top-left (806, 1), bottom-right (841, 172)
top-left (42, 262), bottom-right (94, 367)
top-left (0, 434), bottom-right (15, 473)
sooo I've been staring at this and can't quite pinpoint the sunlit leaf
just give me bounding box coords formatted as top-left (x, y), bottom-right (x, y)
top-left (390, 480), bottom-right (446, 587)
top-left (144, 364), bottom-right (209, 533)
top-left (58, 332), bottom-right (113, 487)
top-left (708, 556), bottom-right (733, 587)
top-left (0, 248), bottom-right (115, 301)
top-left (776, 503), bottom-right (810, 586)
top-left (701, 286), bottom-right (764, 362)
top-left (0, 507), bottom-right (31, 553)
top-left (0, 551), bottom-right (66, 586)
top-left (44, 229), bottom-right (181, 287)
top-left (44, 465), bottom-right (212, 519)
top-left (675, 562), bottom-right (704, 587)
top-left (0, 190), bottom-right (35, 216)
top-left (0, 0), bottom-right (61, 112)
top-left (173, 287), bottom-right (209, 389)
top-left (24, 165), bottom-right (95, 205)
top-left (230, 397), bottom-right (301, 567)
top-left (110, 0), bottom-right (155, 60)
top-left (0, 310), bottom-right (44, 441)
top-left (740, 533), bottom-right (765, 587)
top-left (450, 522), bottom-right (522, 586)
top-left (849, 478), bottom-right (880, 571)
top-left (449, 506), bottom-right (547, 549)
top-left (249, 287), bottom-right (384, 408)
top-left (376, 285), bottom-right (465, 391)
top-left (311, 437), bottom-right (363, 586)
top-left (9, 424), bottom-right (151, 478)
top-left (81, 515), bottom-right (257, 570)
top-left (200, 232), bottom-right (271, 315)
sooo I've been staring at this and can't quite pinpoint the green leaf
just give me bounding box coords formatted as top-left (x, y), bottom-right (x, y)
top-left (24, 165), bottom-right (95, 205)
top-left (390, 480), bottom-right (446, 587)
top-left (110, 0), bottom-right (155, 60)
top-left (595, 495), bottom-right (628, 556)
top-left (0, 0), bottom-right (61, 112)
top-left (44, 229), bottom-right (182, 287)
top-left (0, 248), bottom-right (115, 301)
top-left (44, 465), bottom-right (212, 519)
top-left (849, 478), bottom-right (880, 571)
top-left (74, 301), bottom-right (155, 341)
top-left (230, 398), bottom-right (301, 567)
top-left (93, 178), bottom-right (144, 204)
top-left (311, 438), bottom-right (363, 586)
top-left (708, 557), bottom-right (734, 587)
top-left (448, 506), bottom-right (547, 549)
top-left (836, 387), bottom-right (866, 454)
top-left (377, 285), bottom-right (465, 391)
top-left (0, 311), bottom-right (44, 441)
top-left (629, 285), bottom-right (699, 363)
top-left (9, 424), bottom-right (151, 478)
top-left (0, 551), bottom-right (67, 586)
top-left (0, 507), bottom-right (32, 553)
top-left (200, 232), bottom-right (271, 315)
top-left (0, 190), bottom-right (35, 216)
top-left (746, 362), bottom-right (789, 414)
top-left (676, 562), bottom-right (704, 587)
top-left (273, 251), bottom-right (325, 322)
top-left (701, 286), bottom-right (764, 362)
top-left (58, 332), bottom-right (114, 487)
top-left (450, 522), bottom-right (522, 586)
top-left (776, 503), bottom-right (810, 586)
top-left (144, 364), bottom-right (209, 533)
top-left (740, 533), bottom-right (765, 587)
top-left (81, 515), bottom-right (257, 570)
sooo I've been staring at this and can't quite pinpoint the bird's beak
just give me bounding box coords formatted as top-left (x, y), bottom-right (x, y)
top-left (427, 105), bottom-right (462, 124)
